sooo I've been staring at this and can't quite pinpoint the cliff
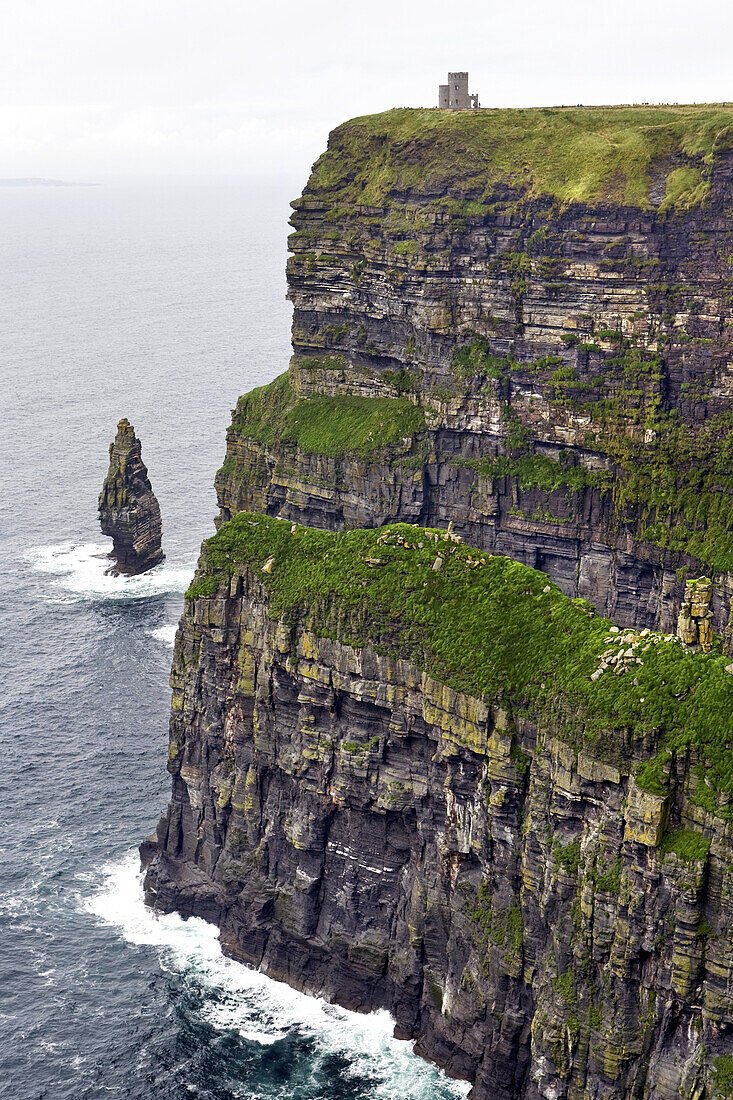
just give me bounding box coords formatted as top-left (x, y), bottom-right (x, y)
top-left (99, 418), bottom-right (163, 574)
top-left (143, 513), bottom-right (733, 1099)
top-left (215, 105), bottom-right (733, 633)
top-left (142, 107), bottom-right (733, 1098)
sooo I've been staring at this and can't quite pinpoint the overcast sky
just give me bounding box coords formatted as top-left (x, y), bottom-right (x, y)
top-left (3, 0), bottom-right (733, 181)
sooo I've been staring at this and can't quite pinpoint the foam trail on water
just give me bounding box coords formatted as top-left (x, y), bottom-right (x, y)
top-left (86, 854), bottom-right (471, 1099)
top-left (27, 542), bottom-right (195, 602)
top-left (147, 624), bottom-right (178, 647)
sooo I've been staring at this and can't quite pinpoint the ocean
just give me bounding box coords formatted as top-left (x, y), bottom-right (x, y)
top-left (0, 179), bottom-right (470, 1099)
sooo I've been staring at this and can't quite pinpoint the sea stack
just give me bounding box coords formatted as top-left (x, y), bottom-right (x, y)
top-left (98, 418), bottom-right (163, 574)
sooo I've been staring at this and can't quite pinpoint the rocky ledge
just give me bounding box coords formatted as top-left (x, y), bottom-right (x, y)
top-left (99, 418), bottom-right (163, 574)
top-left (142, 512), bottom-right (733, 1100)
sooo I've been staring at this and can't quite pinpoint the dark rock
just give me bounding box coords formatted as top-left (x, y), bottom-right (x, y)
top-left (723, 598), bottom-right (733, 658)
top-left (215, 111), bottom-right (733, 638)
top-left (142, 110), bottom-right (733, 1098)
top-left (98, 418), bottom-right (163, 574)
top-left (142, 546), bottom-right (733, 1100)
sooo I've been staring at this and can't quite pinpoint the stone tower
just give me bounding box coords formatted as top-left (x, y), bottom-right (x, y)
top-left (438, 72), bottom-right (479, 110)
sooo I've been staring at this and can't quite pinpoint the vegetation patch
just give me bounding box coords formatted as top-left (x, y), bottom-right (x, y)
top-left (296, 353), bottom-right (349, 370)
top-left (307, 105), bottom-right (733, 209)
top-left (594, 859), bottom-right (621, 895)
top-left (552, 971), bottom-right (577, 1009)
top-left (713, 1054), bottom-right (733, 1099)
top-left (636, 750), bottom-right (672, 798)
top-left (661, 166), bottom-right (709, 211)
top-left (230, 372), bottom-right (424, 458)
top-left (452, 336), bottom-right (513, 382)
top-left (451, 336), bottom-right (566, 384)
top-left (660, 828), bottom-right (712, 862)
top-left (595, 405), bottom-right (733, 573)
top-left (554, 838), bottom-right (583, 875)
top-left (467, 453), bottom-right (606, 494)
top-left (382, 367), bottom-right (420, 393)
top-left (230, 371), bottom-right (293, 446)
top-left (187, 514), bottom-right (733, 819)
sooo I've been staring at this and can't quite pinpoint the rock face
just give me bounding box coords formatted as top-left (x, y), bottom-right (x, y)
top-left (142, 108), bottom-right (733, 1099)
top-left (215, 106), bottom-right (733, 636)
top-left (143, 515), bottom-right (733, 1100)
top-left (99, 418), bottom-right (163, 574)
top-left (677, 577), bottom-right (715, 650)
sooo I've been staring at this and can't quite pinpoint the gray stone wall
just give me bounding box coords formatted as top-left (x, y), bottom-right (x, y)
top-left (438, 72), bottom-right (479, 109)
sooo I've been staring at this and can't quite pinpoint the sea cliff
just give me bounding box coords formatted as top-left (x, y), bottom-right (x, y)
top-left (216, 105), bottom-right (733, 632)
top-left (143, 514), bottom-right (733, 1099)
top-left (143, 106), bottom-right (733, 1098)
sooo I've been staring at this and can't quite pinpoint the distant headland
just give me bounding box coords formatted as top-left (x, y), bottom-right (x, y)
top-left (0, 178), bottom-right (96, 187)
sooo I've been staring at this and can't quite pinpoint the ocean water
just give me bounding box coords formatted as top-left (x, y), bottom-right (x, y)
top-left (0, 180), bottom-right (470, 1100)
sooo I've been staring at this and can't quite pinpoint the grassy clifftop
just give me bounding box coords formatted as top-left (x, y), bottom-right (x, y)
top-left (187, 512), bottom-right (733, 818)
top-left (306, 104), bottom-right (733, 209)
top-left (225, 371), bottom-right (425, 458)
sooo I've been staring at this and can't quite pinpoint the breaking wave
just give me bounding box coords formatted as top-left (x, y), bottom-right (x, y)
top-left (26, 541), bottom-right (195, 602)
top-left (147, 623), bottom-right (179, 646)
top-left (85, 854), bottom-right (471, 1099)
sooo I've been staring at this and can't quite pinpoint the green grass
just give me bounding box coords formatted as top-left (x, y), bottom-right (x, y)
top-left (282, 394), bottom-right (423, 456)
top-left (465, 453), bottom-right (606, 494)
top-left (553, 838), bottom-right (582, 875)
top-left (296, 353), bottom-right (349, 371)
top-left (660, 828), bottom-right (712, 862)
top-left (305, 105), bottom-right (733, 210)
top-left (660, 166), bottom-right (709, 210)
top-left (230, 371), bottom-right (292, 446)
top-left (229, 372), bottom-right (424, 458)
top-left (714, 1054), bottom-right (733, 1098)
top-left (187, 513), bottom-right (733, 817)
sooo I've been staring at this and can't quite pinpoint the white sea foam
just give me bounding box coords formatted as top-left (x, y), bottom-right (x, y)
top-left (27, 542), bottom-right (195, 602)
top-left (147, 623), bottom-right (178, 647)
top-left (86, 854), bottom-right (471, 1098)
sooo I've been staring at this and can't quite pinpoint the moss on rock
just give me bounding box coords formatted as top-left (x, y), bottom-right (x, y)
top-left (229, 371), bottom-right (424, 458)
top-left (187, 512), bottom-right (733, 819)
top-left (307, 105), bottom-right (733, 210)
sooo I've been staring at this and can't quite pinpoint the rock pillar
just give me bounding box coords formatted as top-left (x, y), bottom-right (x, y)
top-left (98, 418), bottom-right (164, 575)
top-left (676, 577), bottom-right (713, 652)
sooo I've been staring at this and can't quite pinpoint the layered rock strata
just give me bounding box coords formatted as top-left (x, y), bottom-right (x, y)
top-left (143, 108), bottom-right (733, 1098)
top-left (143, 514), bottom-right (733, 1100)
top-left (677, 577), bottom-right (715, 650)
top-left (99, 418), bottom-right (163, 574)
top-left (215, 106), bottom-right (733, 634)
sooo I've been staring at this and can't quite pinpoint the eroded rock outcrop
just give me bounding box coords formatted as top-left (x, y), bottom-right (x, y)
top-left (142, 514), bottom-right (733, 1100)
top-left (99, 418), bottom-right (163, 574)
top-left (677, 577), bottom-right (715, 651)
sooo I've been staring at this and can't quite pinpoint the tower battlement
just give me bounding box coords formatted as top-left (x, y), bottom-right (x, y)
top-left (438, 71), bottom-right (479, 109)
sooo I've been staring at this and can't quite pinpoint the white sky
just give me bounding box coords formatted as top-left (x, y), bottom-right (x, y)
top-left (2, 0), bottom-right (732, 180)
